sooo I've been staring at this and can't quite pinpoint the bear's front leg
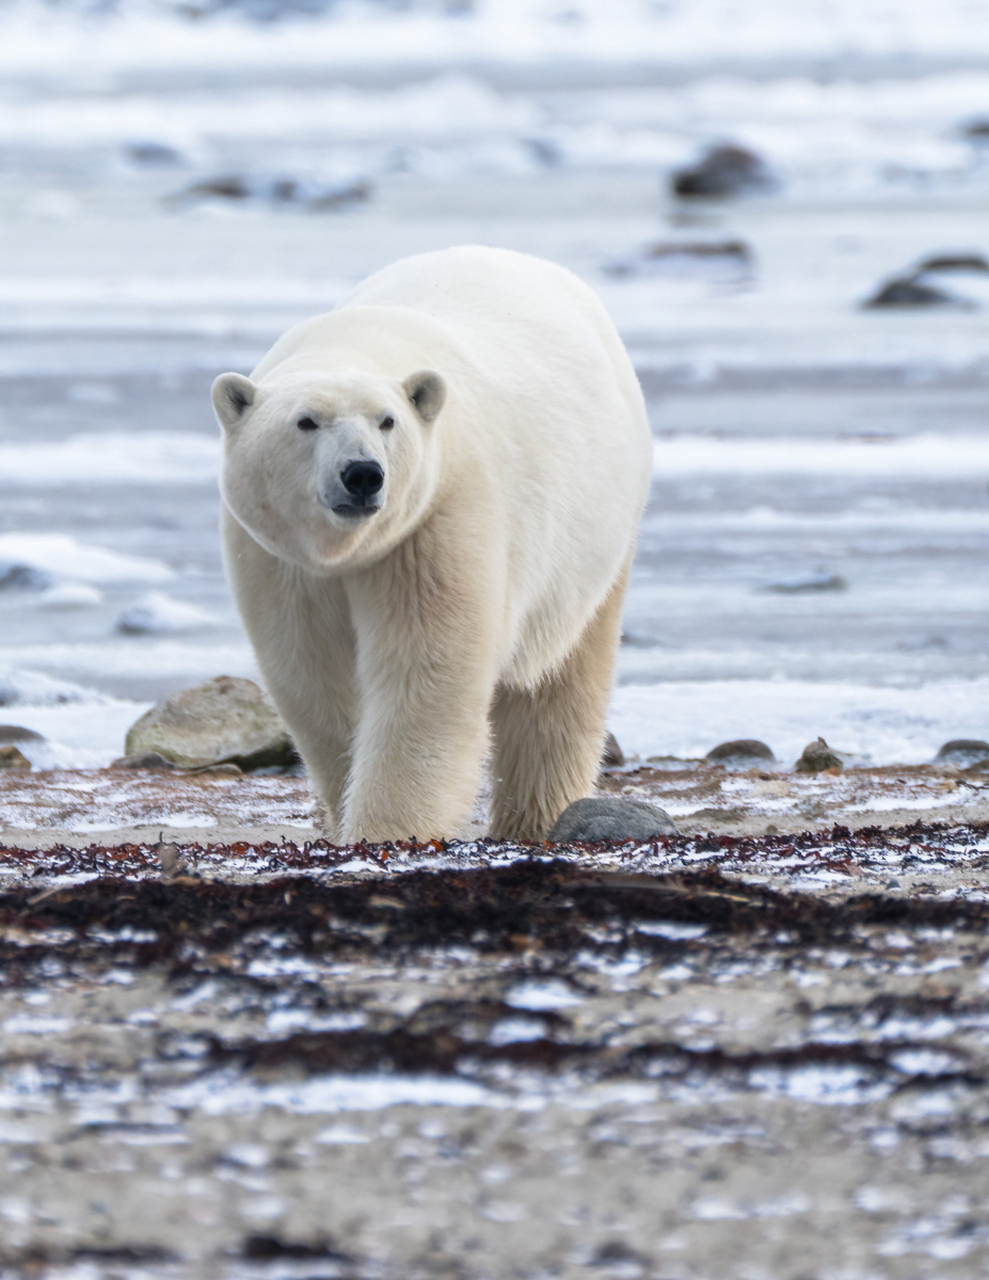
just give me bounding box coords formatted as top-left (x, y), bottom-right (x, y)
top-left (339, 529), bottom-right (499, 844)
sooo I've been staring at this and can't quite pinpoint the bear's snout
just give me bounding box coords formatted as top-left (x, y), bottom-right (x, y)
top-left (328, 459), bottom-right (385, 517)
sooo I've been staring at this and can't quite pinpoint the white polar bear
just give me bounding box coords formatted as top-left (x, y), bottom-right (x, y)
top-left (212, 246), bottom-right (651, 844)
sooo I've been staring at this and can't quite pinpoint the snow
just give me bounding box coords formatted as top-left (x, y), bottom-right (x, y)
top-left (0, 435), bottom-right (219, 487)
top-left (609, 677), bottom-right (989, 766)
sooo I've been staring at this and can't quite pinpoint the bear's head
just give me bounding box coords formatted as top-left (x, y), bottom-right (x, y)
top-left (212, 367), bottom-right (446, 572)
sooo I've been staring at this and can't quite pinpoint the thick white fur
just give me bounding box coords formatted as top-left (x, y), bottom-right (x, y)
top-left (213, 246), bottom-right (651, 843)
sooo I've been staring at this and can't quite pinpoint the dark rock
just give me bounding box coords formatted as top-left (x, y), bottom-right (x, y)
top-left (548, 797), bottom-right (680, 842)
top-left (962, 119), bottom-right (989, 142)
top-left (863, 277), bottom-right (968, 309)
top-left (671, 145), bottom-right (775, 199)
top-left (916, 252), bottom-right (989, 274)
top-left (600, 731), bottom-right (625, 768)
top-left (167, 174), bottom-right (372, 213)
top-left (123, 675), bottom-right (297, 771)
top-left (794, 737), bottom-right (844, 773)
top-left (125, 142), bottom-right (183, 167)
top-left (605, 238), bottom-right (753, 280)
top-left (934, 739), bottom-right (989, 768)
top-left (306, 180), bottom-right (372, 212)
top-left (0, 563), bottom-right (52, 590)
top-left (0, 725), bottom-right (44, 744)
top-left (706, 739), bottom-right (776, 767)
top-left (109, 751), bottom-right (179, 772)
top-left (0, 745), bottom-right (30, 770)
top-left (763, 572), bottom-right (847, 594)
top-left (170, 175), bottom-right (251, 204)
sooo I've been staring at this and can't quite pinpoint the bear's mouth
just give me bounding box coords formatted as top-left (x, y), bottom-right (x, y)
top-left (332, 501), bottom-right (381, 519)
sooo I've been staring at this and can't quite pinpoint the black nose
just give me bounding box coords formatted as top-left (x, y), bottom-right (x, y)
top-left (341, 460), bottom-right (384, 502)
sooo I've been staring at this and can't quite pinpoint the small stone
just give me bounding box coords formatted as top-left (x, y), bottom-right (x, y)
top-left (0, 563), bottom-right (52, 590)
top-left (0, 745), bottom-right (30, 770)
top-left (600, 731), bottom-right (625, 768)
top-left (548, 797), bottom-right (680, 843)
top-left (706, 739), bottom-right (776, 767)
top-left (794, 737), bottom-right (844, 773)
top-left (671, 144), bottom-right (775, 199)
top-left (0, 725), bottom-right (44, 745)
top-left (123, 675), bottom-right (297, 771)
top-left (863, 277), bottom-right (967, 309)
top-left (109, 751), bottom-right (178, 772)
top-left (763, 572), bottom-right (847, 594)
top-left (934, 739), bottom-right (989, 768)
top-left (916, 252), bottom-right (989, 274)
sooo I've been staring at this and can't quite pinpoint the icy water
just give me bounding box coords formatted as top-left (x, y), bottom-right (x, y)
top-left (0, 0), bottom-right (988, 768)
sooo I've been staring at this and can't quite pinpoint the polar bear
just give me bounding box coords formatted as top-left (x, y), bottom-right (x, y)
top-left (212, 246), bottom-right (651, 844)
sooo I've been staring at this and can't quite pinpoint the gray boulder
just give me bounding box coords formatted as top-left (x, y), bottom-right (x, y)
top-left (794, 737), bottom-right (843, 773)
top-left (706, 738), bottom-right (775, 768)
top-left (0, 725), bottom-right (44, 745)
top-left (934, 739), bottom-right (989, 768)
top-left (123, 675), bottom-right (297, 771)
top-left (548, 797), bottom-right (680, 843)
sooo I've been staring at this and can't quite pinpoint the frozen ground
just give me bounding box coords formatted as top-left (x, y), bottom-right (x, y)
top-left (2, 821), bottom-right (989, 1277)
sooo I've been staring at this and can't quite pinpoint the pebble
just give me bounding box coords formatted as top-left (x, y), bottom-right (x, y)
top-left (794, 737), bottom-right (844, 773)
top-left (670, 144), bottom-right (775, 199)
top-left (863, 277), bottom-right (965, 308)
top-left (763, 572), bottom-right (847, 594)
top-left (548, 797), bottom-right (680, 842)
top-left (706, 739), bottom-right (776, 767)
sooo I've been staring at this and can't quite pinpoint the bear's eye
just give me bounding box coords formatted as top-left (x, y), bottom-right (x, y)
top-left (379, 415), bottom-right (395, 430)
top-left (297, 416), bottom-right (318, 431)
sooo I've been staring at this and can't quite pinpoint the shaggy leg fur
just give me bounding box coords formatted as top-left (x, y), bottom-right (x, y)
top-left (488, 562), bottom-right (630, 841)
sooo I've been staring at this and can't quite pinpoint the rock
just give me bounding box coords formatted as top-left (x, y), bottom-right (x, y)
top-left (167, 174), bottom-right (372, 212)
top-left (125, 141), bottom-right (183, 167)
top-left (109, 751), bottom-right (178, 772)
top-left (548, 797), bottom-right (680, 842)
top-left (123, 676), bottom-right (297, 771)
top-left (863, 277), bottom-right (968, 309)
top-left (117, 591), bottom-right (215, 635)
top-left (671, 144), bottom-right (775, 199)
top-left (605, 238), bottom-right (753, 282)
top-left (934, 739), bottom-right (989, 768)
top-left (306, 180), bottom-right (372, 212)
top-left (601, 731), bottom-right (625, 768)
top-left (962, 118), bottom-right (989, 142)
top-left (916, 252), bottom-right (989, 274)
top-left (0, 725), bottom-right (44, 745)
top-left (794, 737), bottom-right (844, 773)
top-left (0, 562), bottom-right (52, 590)
top-left (706, 739), bottom-right (775, 767)
top-left (0, 745), bottom-right (30, 770)
top-left (762, 571), bottom-right (847, 594)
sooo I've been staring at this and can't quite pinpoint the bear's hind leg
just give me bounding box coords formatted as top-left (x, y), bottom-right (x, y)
top-left (488, 563), bottom-right (629, 842)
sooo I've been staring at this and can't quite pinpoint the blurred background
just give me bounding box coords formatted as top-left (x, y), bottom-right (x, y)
top-left (0, 0), bottom-right (987, 769)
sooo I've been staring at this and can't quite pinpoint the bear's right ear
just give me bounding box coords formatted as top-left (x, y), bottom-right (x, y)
top-left (211, 373), bottom-right (256, 431)
top-left (403, 370), bottom-right (446, 424)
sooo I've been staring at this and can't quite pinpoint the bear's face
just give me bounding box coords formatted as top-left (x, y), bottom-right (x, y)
top-left (212, 368), bottom-right (446, 572)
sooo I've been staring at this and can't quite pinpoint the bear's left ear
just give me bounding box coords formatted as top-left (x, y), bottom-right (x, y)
top-left (212, 373), bottom-right (256, 431)
top-left (403, 370), bottom-right (446, 424)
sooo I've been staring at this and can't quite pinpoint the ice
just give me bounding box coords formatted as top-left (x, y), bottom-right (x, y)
top-left (0, 435), bottom-right (219, 487)
top-left (116, 590), bottom-right (216, 634)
